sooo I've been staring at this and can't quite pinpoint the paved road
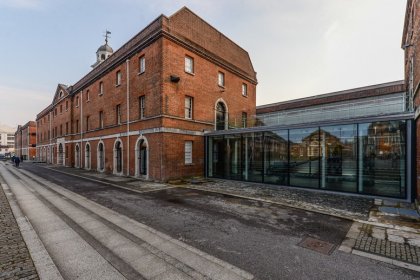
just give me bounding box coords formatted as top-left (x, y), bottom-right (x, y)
top-left (4, 162), bottom-right (420, 279)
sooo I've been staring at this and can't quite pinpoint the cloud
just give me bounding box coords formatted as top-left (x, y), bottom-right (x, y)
top-left (0, 0), bottom-right (42, 9)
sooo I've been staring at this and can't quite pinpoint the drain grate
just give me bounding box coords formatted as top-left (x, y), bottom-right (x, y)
top-left (298, 237), bottom-right (336, 255)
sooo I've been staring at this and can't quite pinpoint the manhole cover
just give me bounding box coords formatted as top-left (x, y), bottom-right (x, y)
top-left (298, 237), bottom-right (336, 255)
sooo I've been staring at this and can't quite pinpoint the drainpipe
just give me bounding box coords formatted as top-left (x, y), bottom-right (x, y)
top-left (80, 90), bottom-right (83, 169)
top-left (36, 120), bottom-right (38, 160)
top-left (49, 111), bottom-right (52, 163)
top-left (126, 59), bottom-right (130, 176)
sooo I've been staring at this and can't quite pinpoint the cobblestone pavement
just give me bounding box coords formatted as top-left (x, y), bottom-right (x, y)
top-left (0, 179), bottom-right (39, 280)
top-left (186, 178), bottom-right (373, 220)
top-left (354, 223), bottom-right (420, 265)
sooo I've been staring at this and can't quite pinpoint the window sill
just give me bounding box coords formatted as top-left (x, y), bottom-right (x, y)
top-left (99, 93), bottom-right (103, 96)
top-left (242, 94), bottom-right (248, 98)
top-left (218, 85), bottom-right (226, 90)
top-left (115, 84), bottom-right (121, 88)
top-left (185, 71), bottom-right (195, 76)
top-left (138, 71), bottom-right (145, 76)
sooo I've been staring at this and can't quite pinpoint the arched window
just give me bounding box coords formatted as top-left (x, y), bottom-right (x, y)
top-left (97, 142), bottom-right (105, 172)
top-left (85, 143), bottom-right (91, 170)
top-left (75, 144), bottom-right (80, 168)
top-left (216, 102), bottom-right (227, 130)
top-left (114, 140), bottom-right (123, 174)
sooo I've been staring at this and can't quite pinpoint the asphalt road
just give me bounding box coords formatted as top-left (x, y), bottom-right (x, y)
top-left (20, 163), bottom-right (420, 280)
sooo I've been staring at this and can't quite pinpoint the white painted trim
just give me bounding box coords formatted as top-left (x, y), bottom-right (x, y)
top-left (113, 138), bottom-right (124, 176)
top-left (84, 142), bottom-right (91, 170)
top-left (214, 98), bottom-right (229, 130)
top-left (134, 135), bottom-right (149, 179)
top-left (96, 140), bottom-right (105, 173)
top-left (75, 144), bottom-right (80, 168)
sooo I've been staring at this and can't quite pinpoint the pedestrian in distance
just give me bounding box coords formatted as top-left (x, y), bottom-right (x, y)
top-left (15, 156), bottom-right (20, 167)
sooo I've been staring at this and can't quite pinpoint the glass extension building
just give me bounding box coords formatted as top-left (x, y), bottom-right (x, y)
top-left (206, 81), bottom-right (415, 200)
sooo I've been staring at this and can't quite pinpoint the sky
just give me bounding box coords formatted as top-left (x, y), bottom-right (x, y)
top-left (0, 0), bottom-right (407, 129)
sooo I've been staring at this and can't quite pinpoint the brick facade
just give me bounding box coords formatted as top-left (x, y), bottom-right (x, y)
top-left (14, 121), bottom-right (36, 160)
top-left (403, 0), bottom-right (420, 199)
top-left (34, 7), bottom-right (257, 181)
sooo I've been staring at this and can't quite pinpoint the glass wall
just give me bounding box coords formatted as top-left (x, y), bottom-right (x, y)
top-left (320, 124), bottom-right (357, 192)
top-left (358, 121), bottom-right (406, 198)
top-left (264, 130), bottom-right (288, 185)
top-left (289, 128), bottom-right (320, 188)
top-left (207, 119), bottom-right (409, 198)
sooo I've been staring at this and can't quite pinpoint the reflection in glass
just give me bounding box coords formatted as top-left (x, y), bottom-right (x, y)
top-left (243, 133), bottom-right (264, 182)
top-left (358, 121), bottom-right (406, 198)
top-left (208, 136), bottom-right (225, 178)
top-left (264, 131), bottom-right (288, 184)
top-left (320, 125), bottom-right (357, 192)
top-left (225, 134), bottom-right (242, 180)
top-left (289, 128), bottom-right (320, 188)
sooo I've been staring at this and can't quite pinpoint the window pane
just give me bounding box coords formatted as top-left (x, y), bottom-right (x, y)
top-left (264, 130), bottom-right (288, 185)
top-left (358, 120), bottom-right (406, 198)
top-left (185, 141), bottom-right (192, 164)
top-left (185, 57), bottom-right (193, 73)
top-left (243, 132), bottom-right (263, 183)
top-left (289, 127), bottom-right (320, 188)
top-left (320, 124), bottom-right (357, 192)
top-left (225, 134), bottom-right (242, 180)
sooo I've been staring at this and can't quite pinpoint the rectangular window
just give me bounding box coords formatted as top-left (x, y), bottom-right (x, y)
top-left (139, 56), bottom-right (145, 74)
top-left (116, 104), bottom-right (121, 124)
top-left (60, 104), bottom-right (63, 113)
top-left (55, 108), bottom-right (57, 116)
top-left (76, 120), bottom-right (79, 133)
top-left (86, 90), bottom-right (90, 102)
top-left (242, 112), bottom-right (247, 128)
top-left (116, 70), bottom-right (121, 86)
top-left (76, 95), bottom-right (80, 107)
top-left (242, 83), bottom-right (248, 97)
top-left (66, 100), bottom-right (68, 110)
top-left (99, 81), bottom-right (104, 95)
top-left (185, 96), bottom-right (193, 119)
top-left (185, 141), bottom-right (192, 164)
top-left (99, 111), bottom-right (104, 128)
top-left (218, 72), bottom-right (225, 87)
top-left (86, 116), bottom-right (90, 131)
top-left (60, 124), bottom-right (62, 136)
top-left (66, 122), bottom-right (69, 134)
top-left (185, 56), bottom-right (194, 74)
top-left (139, 96), bottom-right (145, 119)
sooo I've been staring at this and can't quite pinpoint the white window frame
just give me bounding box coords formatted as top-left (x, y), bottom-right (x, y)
top-left (242, 83), bottom-right (248, 97)
top-left (99, 81), bottom-right (104, 95)
top-left (185, 141), bottom-right (192, 164)
top-left (140, 96), bottom-right (145, 119)
top-left (185, 56), bottom-right (194, 74)
top-left (218, 72), bottom-right (225, 87)
top-left (185, 96), bottom-right (193, 119)
top-left (116, 104), bottom-right (121, 124)
top-left (116, 71), bottom-right (122, 86)
top-left (139, 56), bottom-right (145, 74)
top-left (99, 111), bottom-right (104, 129)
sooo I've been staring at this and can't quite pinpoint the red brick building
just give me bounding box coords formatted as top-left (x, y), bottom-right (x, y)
top-left (14, 121), bottom-right (37, 160)
top-left (35, 7), bottom-right (257, 181)
top-left (403, 0), bottom-right (420, 199)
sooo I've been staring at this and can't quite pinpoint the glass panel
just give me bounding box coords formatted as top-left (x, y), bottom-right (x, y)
top-left (320, 124), bottom-right (357, 192)
top-left (264, 130), bottom-right (288, 185)
top-left (208, 136), bottom-right (225, 178)
top-left (242, 132), bottom-right (263, 182)
top-left (289, 127), bottom-right (319, 188)
top-left (225, 134), bottom-right (242, 180)
top-left (358, 120), bottom-right (406, 198)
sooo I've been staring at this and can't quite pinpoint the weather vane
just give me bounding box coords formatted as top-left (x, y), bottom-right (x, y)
top-left (104, 30), bottom-right (111, 45)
